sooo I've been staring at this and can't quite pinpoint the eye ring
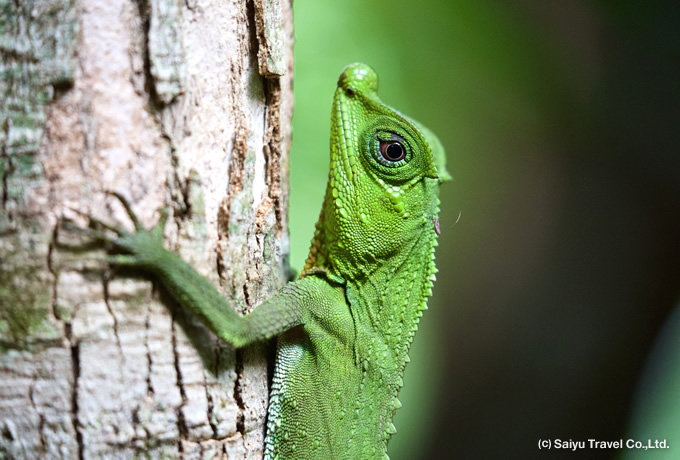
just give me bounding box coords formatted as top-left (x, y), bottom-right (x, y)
top-left (379, 140), bottom-right (406, 162)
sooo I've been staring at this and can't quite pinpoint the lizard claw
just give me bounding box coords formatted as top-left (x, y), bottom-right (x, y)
top-left (60, 192), bottom-right (170, 263)
top-left (67, 206), bottom-right (127, 237)
top-left (61, 217), bottom-right (118, 242)
top-left (105, 191), bottom-right (169, 238)
top-left (105, 191), bottom-right (143, 232)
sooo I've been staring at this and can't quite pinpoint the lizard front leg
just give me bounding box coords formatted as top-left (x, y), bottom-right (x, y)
top-left (61, 192), bottom-right (306, 348)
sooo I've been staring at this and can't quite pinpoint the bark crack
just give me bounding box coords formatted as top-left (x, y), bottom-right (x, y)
top-left (167, 137), bottom-right (192, 225)
top-left (51, 219), bottom-right (85, 459)
top-left (203, 372), bottom-right (219, 439)
top-left (69, 337), bottom-right (84, 460)
top-left (133, 0), bottom-right (163, 111)
top-left (233, 349), bottom-right (246, 439)
top-left (243, 269), bottom-right (252, 308)
top-left (262, 78), bottom-right (283, 236)
top-left (102, 277), bottom-right (124, 360)
top-left (171, 317), bottom-right (188, 457)
top-left (144, 303), bottom-right (155, 396)
top-left (0, 137), bottom-right (8, 210)
top-left (216, 124), bottom-right (248, 285)
top-left (28, 381), bottom-right (47, 455)
top-left (47, 224), bottom-right (60, 321)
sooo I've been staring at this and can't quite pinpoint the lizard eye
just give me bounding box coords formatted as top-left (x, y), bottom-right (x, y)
top-left (364, 123), bottom-right (420, 180)
top-left (379, 140), bottom-right (406, 162)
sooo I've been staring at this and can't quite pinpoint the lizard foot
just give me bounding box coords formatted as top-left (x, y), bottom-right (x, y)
top-left (61, 192), bottom-right (169, 267)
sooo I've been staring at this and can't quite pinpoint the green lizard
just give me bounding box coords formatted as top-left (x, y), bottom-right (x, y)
top-left (71, 63), bottom-right (450, 459)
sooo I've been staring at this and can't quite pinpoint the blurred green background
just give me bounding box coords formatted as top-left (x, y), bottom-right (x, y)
top-left (289, 1), bottom-right (680, 458)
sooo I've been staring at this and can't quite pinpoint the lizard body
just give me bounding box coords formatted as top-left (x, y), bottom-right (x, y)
top-left (72, 63), bottom-right (449, 459)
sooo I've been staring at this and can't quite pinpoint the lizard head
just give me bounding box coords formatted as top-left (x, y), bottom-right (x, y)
top-left (304, 63), bottom-right (450, 281)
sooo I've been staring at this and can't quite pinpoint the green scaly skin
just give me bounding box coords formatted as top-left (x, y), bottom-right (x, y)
top-left (71, 63), bottom-right (450, 459)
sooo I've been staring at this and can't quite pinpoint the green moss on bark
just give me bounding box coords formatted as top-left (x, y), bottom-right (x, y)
top-left (0, 266), bottom-right (50, 348)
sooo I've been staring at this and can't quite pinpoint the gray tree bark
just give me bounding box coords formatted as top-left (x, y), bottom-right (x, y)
top-left (0, 0), bottom-right (293, 457)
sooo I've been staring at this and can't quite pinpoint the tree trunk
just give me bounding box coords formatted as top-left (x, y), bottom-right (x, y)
top-left (0, 0), bottom-right (293, 457)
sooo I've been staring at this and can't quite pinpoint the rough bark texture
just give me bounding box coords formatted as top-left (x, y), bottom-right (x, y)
top-left (0, 0), bottom-right (294, 457)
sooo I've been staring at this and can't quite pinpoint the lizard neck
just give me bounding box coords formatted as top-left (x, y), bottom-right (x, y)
top-left (347, 223), bottom-right (439, 453)
top-left (302, 175), bottom-right (443, 453)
